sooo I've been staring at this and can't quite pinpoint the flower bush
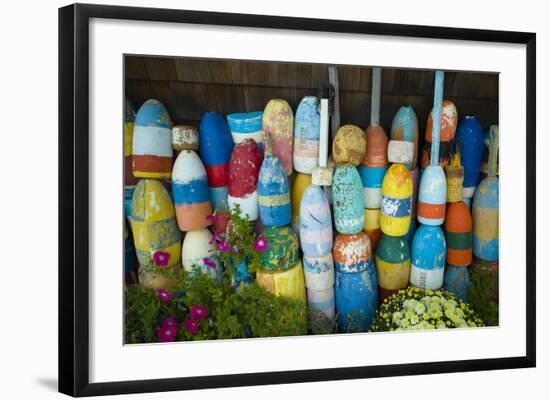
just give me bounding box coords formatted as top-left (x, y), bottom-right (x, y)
top-left (125, 269), bottom-right (307, 343)
top-left (211, 204), bottom-right (264, 278)
top-left (370, 287), bottom-right (484, 332)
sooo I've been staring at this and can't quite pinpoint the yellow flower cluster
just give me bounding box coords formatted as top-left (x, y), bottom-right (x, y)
top-left (370, 288), bottom-right (484, 332)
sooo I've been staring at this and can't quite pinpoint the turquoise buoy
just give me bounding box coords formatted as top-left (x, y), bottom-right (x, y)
top-left (333, 165), bottom-right (365, 234)
top-left (410, 224), bottom-right (446, 290)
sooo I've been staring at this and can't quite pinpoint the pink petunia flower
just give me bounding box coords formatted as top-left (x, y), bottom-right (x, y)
top-left (162, 316), bottom-right (178, 329)
top-left (152, 250), bottom-right (170, 267)
top-left (217, 238), bottom-right (230, 253)
top-left (206, 213), bottom-right (219, 225)
top-left (253, 235), bottom-right (268, 251)
top-left (208, 230), bottom-right (219, 245)
top-left (156, 326), bottom-right (177, 342)
top-left (203, 257), bottom-right (217, 270)
top-left (190, 305), bottom-right (208, 320)
top-left (184, 319), bottom-right (199, 334)
top-left (157, 288), bottom-right (171, 302)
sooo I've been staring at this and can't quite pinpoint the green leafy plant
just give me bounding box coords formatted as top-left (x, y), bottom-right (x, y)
top-left (468, 268), bottom-right (499, 326)
top-left (212, 204), bottom-right (264, 277)
top-left (125, 269), bottom-right (307, 343)
top-left (370, 287), bottom-right (484, 332)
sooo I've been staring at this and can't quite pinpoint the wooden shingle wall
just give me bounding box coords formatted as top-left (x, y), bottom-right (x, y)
top-left (125, 56), bottom-right (498, 132)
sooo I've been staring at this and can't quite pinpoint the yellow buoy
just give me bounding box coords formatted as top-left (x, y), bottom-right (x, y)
top-left (380, 164), bottom-right (413, 236)
top-left (332, 125), bottom-right (367, 166)
top-left (130, 179), bottom-right (182, 270)
top-left (256, 260), bottom-right (306, 302)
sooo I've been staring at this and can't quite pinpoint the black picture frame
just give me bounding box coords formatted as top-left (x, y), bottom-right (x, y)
top-left (58, 3), bottom-right (536, 397)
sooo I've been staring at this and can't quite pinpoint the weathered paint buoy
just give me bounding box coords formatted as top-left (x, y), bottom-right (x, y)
top-left (380, 164), bottom-right (413, 236)
top-left (171, 150), bottom-right (212, 231)
top-left (307, 287), bottom-right (335, 321)
top-left (130, 179), bottom-right (181, 269)
top-left (291, 173), bottom-right (313, 233)
top-left (124, 97), bottom-right (138, 186)
top-left (199, 111), bottom-right (234, 209)
top-left (132, 99), bottom-right (173, 179)
top-left (390, 105), bottom-right (419, 169)
top-left (332, 125), bottom-right (367, 166)
top-left (421, 100), bottom-right (458, 168)
top-left (358, 165), bottom-right (388, 209)
top-left (445, 201), bottom-right (472, 266)
top-left (227, 111), bottom-right (263, 153)
top-left (333, 232), bottom-right (378, 331)
top-left (443, 265), bottom-right (470, 302)
top-left (303, 253), bottom-right (335, 290)
top-left (181, 228), bottom-right (222, 280)
top-left (363, 208), bottom-right (382, 252)
top-left (256, 260), bottom-right (306, 302)
top-left (410, 224), bottom-right (446, 290)
top-left (293, 96), bottom-right (320, 174)
top-left (227, 138), bottom-right (262, 220)
top-left (387, 140), bottom-right (414, 165)
top-left (260, 225), bottom-right (299, 270)
top-left (333, 165), bottom-right (365, 234)
top-left (456, 116), bottom-right (484, 200)
top-left (445, 152), bottom-right (464, 203)
top-left (417, 166), bottom-right (446, 225)
top-left (333, 232), bottom-right (372, 273)
top-left (364, 126), bottom-right (388, 167)
top-left (172, 125), bottom-right (199, 151)
top-left (258, 155), bottom-right (291, 226)
top-left (299, 185), bottom-right (333, 257)
top-left (262, 99), bottom-right (294, 175)
top-left (410, 167), bottom-right (420, 219)
top-left (473, 125), bottom-right (499, 262)
top-left (375, 234), bottom-right (411, 302)
top-left (418, 71), bottom-right (447, 226)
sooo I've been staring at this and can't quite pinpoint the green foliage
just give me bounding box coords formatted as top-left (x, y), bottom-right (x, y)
top-left (370, 287), bottom-right (484, 332)
top-left (216, 204), bottom-right (262, 276)
top-left (125, 270), bottom-right (308, 344)
top-left (468, 268), bottom-right (499, 326)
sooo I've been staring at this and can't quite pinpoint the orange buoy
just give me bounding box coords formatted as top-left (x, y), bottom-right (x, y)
top-left (444, 201), bottom-right (472, 266)
top-left (421, 99), bottom-right (458, 168)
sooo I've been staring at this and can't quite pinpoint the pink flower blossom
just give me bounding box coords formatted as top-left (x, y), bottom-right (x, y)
top-left (156, 326), bottom-right (177, 342)
top-left (206, 213), bottom-right (218, 225)
top-left (208, 230), bottom-right (219, 245)
top-left (162, 316), bottom-right (178, 329)
top-left (184, 319), bottom-right (199, 334)
top-left (217, 238), bottom-right (230, 253)
top-left (203, 257), bottom-right (217, 270)
top-left (152, 250), bottom-right (170, 267)
top-left (254, 235), bottom-right (268, 251)
top-left (157, 288), bottom-right (171, 302)
top-left (190, 305), bottom-right (208, 320)
top-left (232, 245), bottom-right (239, 253)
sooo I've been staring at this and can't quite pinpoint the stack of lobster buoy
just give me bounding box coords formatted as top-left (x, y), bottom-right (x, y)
top-left (410, 71), bottom-right (448, 292)
top-left (332, 124), bottom-right (378, 332)
top-left (299, 92), bottom-right (337, 329)
top-left (471, 125), bottom-right (499, 301)
top-left (255, 99), bottom-right (306, 302)
top-left (124, 66), bottom-right (499, 333)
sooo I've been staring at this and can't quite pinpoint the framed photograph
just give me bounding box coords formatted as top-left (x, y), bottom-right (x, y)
top-left (58, 2), bottom-right (536, 397)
